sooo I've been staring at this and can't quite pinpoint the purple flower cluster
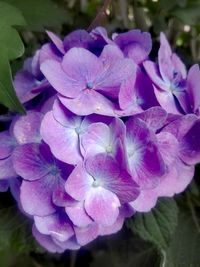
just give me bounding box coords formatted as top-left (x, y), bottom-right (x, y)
top-left (0, 27), bottom-right (200, 252)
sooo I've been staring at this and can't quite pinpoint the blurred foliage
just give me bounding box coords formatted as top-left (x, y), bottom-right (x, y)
top-left (0, 0), bottom-right (200, 266)
top-left (127, 198), bottom-right (178, 251)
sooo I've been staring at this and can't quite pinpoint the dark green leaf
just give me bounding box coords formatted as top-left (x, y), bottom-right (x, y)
top-left (4, 0), bottom-right (71, 31)
top-left (0, 203), bottom-right (43, 254)
top-left (165, 211), bottom-right (200, 267)
top-left (0, 1), bottom-right (25, 113)
top-left (171, 3), bottom-right (200, 25)
top-left (0, 56), bottom-right (25, 113)
top-left (90, 233), bottom-right (160, 267)
top-left (126, 198), bottom-right (178, 250)
top-left (0, 1), bottom-right (25, 60)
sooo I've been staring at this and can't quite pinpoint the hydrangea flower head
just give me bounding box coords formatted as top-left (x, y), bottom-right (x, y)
top-left (0, 27), bottom-right (199, 253)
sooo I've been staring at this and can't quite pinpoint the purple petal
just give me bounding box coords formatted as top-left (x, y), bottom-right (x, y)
top-left (134, 67), bottom-right (160, 109)
top-left (0, 131), bottom-right (16, 159)
top-left (153, 85), bottom-right (182, 114)
top-left (95, 58), bottom-right (135, 98)
top-left (61, 47), bottom-right (103, 89)
top-left (58, 90), bottom-right (116, 116)
top-left (163, 114), bottom-right (197, 140)
top-left (12, 143), bottom-right (53, 181)
top-left (39, 43), bottom-right (62, 64)
top-left (0, 157), bottom-right (17, 180)
top-left (64, 30), bottom-right (94, 51)
top-left (85, 187), bottom-right (120, 226)
top-left (0, 180), bottom-right (9, 192)
top-left (157, 132), bottom-right (179, 165)
top-left (65, 163), bottom-right (93, 201)
top-left (99, 44), bottom-right (124, 67)
top-left (118, 74), bottom-right (139, 111)
top-left (90, 27), bottom-right (113, 46)
top-left (179, 119), bottom-right (200, 165)
top-left (11, 111), bottom-right (43, 144)
top-left (86, 154), bottom-right (139, 203)
top-left (99, 209), bottom-right (125, 236)
top-left (143, 60), bottom-right (166, 90)
top-left (81, 122), bottom-right (110, 157)
top-left (187, 64), bottom-right (200, 113)
top-left (52, 181), bottom-right (77, 207)
top-left (158, 32), bottom-right (173, 83)
top-left (46, 30), bottom-right (65, 54)
top-left (133, 107), bottom-right (167, 132)
top-left (65, 202), bottom-right (93, 227)
top-left (74, 223), bottom-right (99, 246)
top-left (172, 53), bottom-right (187, 79)
top-left (114, 30), bottom-right (152, 64)
top-left (40, 111), bottom-right (82, 165)
top-left (20, 175), bottom-right (56, 216)
top-left (32, 224), bottom-right (64, 253)
top-left (34, 212), bottom-right (74, 242)
top-left (14, 70), bottom-right (40, 103)
top-left (41, 60), bottom-right (83, 98)
top-left (126, 118), bottom-right (165, 188)
top-left (53, 237), bottom-right (80, 250)
top-left (85, 153), bottom-right (120, 181)
top-left (130, 189), bottom-right (158, 212)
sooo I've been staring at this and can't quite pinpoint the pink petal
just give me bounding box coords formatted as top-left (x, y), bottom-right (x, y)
top-left (65, 163), bottom-right (93, 201)
top-left (85, 187), bottom-right (120, 226)
top-left (40, 111), bottom-right (82, 165)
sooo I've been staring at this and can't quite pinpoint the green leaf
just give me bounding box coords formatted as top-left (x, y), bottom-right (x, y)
top-left (126, 198), bottom-right (178, 250)
top-left (4, 0), bottom-right (71, 31)
top-left (0, 203), bottom-right (43, 254)
top-left (165, 211), bottom-right (200, 267)
top-left (0, 1), bottom-right (26, 60)
top-left (171, 3), bottom-right (200, 25)
top-left (0, 1), bottom-right (25, 113)
top-left (90, 233), bottom-right (160, 267)
top-left (0, 56), bottom-right (25, 113)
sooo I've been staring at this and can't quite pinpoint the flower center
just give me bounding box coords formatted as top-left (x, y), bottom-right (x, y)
top-left (106, 145), bottom-right (113, 153)
top-left (49, 165), bottom-right (59, 176)
top-left (92, 180), bottom-right (101, 188)
top-left (75, 126), bottom-right (81, 134)
top-left (86, 82), bottom-right (94, 89)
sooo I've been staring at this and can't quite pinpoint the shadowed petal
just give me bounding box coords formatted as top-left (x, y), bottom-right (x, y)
top-left (179, 119), bottom-right (200, 165)
top-left (74, 223), bottom-right (99, 246)
top-left (12, 143), bottom-right (53, 181)
top-left (187, 64), bottom-right (200, 113)
top-left (114, 30), bottom-right (152, 64)
top-left (20, 175), bottom-right (56, 216)
top-left (11, 111), bottom-right (43, 144)
top-left (0, 157), bottom-right (17, 180)
top-left (0, 131), bottom-right (16, 159)
top-left (133, 107), bottom-right (167, 132)
top-left (34, 212), bottom-right (74, 242)
top-left (65, 202), bottom-right (93, 227)
top-left (32, 225), bottom-right (64, 253)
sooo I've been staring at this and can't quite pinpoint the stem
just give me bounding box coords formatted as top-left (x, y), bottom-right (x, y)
top-left (70, 251), bottom-right (77, 267)
top-left (186, 192), bottom-right (200, 233)
top-left (87, 0), bottom-right (112, 32)
top-left (160, 249), bottom-right (167, 267)
top-left (132, 0), bottom-right (148, 31)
